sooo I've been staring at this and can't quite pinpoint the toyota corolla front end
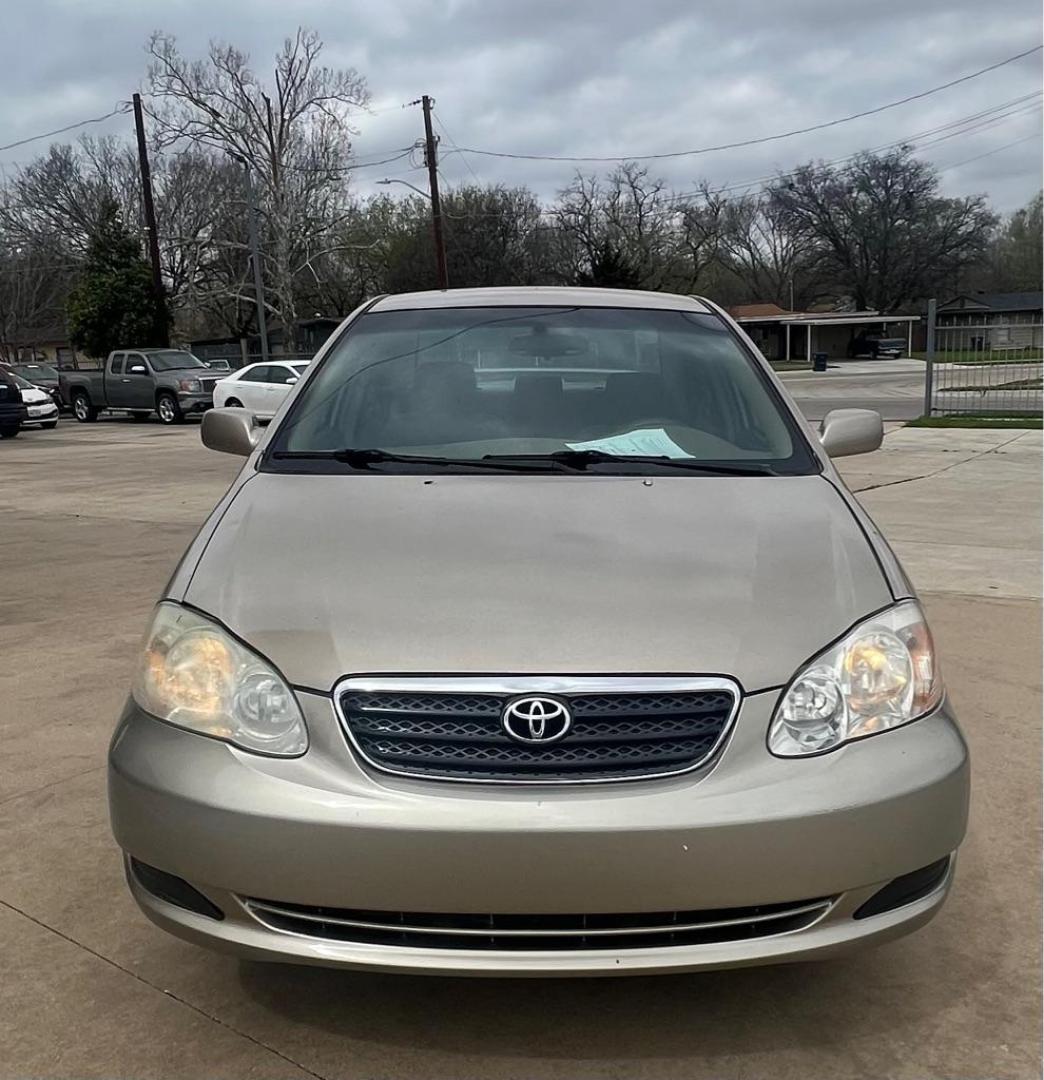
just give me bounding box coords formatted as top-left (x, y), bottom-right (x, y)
top-left (108, 287), bottom-right (969, 976)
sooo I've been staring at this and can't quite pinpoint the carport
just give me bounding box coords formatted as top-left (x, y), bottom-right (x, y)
top-left (782, 313), bottom-right (920, 362)
top-left (732, 306), bottom-right (920, 362)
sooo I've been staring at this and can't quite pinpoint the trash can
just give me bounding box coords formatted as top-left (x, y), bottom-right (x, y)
top-left (812, 352), bottom-right (829, 372)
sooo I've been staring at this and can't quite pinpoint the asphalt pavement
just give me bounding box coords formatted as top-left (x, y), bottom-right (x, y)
top-left (1, 416), bottom-right (1040, 1079)
top-left (779, 359), bottom-right (927, 421)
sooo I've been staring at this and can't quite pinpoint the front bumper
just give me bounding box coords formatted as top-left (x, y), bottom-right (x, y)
top-left (176, 392), bottom-right (214, 414)
top-left (108, 691), bottom-right (969, 975)
top-left (24, 403), bottom-right (59, 424)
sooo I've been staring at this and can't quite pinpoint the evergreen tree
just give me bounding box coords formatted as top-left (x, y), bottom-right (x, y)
top-left (67, 198), bottom-right (167, 357)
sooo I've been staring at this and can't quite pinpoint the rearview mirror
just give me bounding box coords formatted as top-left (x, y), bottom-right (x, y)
top-left (818, 409), bottom-right (883, 458)
top-left (202, 407), bottom-right (262, 456)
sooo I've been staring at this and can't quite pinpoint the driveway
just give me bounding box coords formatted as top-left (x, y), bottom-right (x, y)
top-left (1, 420), bottom-right (1040, 1079)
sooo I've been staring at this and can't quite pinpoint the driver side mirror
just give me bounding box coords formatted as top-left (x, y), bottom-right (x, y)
top-left (818, 409), bottom-right (883, 458)
top-left (286, 377), bottom-right (298, 385)
top-left (127, 363), bottom-right (147, 375)
top-left (202, 407), bottom-right (262, 456)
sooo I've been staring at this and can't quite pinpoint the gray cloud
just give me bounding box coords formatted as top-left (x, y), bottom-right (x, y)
top-left (1, 0), bottom-right (1040, 209)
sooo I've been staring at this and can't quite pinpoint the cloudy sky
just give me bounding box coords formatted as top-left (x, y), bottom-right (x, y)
top-left (2, 0), bottom-right (1041, 211)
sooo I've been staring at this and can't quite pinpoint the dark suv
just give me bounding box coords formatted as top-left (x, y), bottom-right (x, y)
top-left (0, 367), bottom-right (29, 438)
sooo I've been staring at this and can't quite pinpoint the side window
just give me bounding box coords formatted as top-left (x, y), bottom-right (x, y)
top-left (239, 366), bottom-right (270, 383)
top-left (109, 354), bottom-right (124, 375)
top-left (271, 366), bottom-right (298, 385)
top-left (126, 354), bottom-right (149, 375)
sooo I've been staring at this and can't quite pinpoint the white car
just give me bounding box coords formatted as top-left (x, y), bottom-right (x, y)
top-left (11, 371), bottom-right (59, 429)
top-left (212, 361), bottom-right (309, 419)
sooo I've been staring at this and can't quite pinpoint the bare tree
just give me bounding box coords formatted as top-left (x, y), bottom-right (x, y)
top-left (0, 238), bottom-right (78, 360)
top-left (770, 150), bottom-right (996, 312)
top-left (553, 165), bottom-right (686, 289)
top-left (146, 28), bottom-right (370, 346)
top-left (0, 138), bottom-right (138, 254)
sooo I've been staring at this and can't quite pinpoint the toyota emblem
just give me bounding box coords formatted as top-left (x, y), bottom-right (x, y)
top-left (501, 695), bottom-right (572, 744)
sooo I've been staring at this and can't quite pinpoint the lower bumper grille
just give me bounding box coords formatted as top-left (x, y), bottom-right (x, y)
top-left (336, 677), bottom-right (739, 783)
top-left (244, 897), bottom-right (833, 951)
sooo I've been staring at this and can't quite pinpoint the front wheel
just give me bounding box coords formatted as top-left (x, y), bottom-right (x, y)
top-left (0, 425), bottom-right (20, 439)
top-left (72, 392), bottom-right (98, 423)
top-left (156, 392), bottom-right (183, 425)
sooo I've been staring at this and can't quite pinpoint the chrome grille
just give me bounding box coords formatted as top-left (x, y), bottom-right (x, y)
top-left (244, 896), bottom-right (833, 950)
top-left (336, 677), bottom-right (739, 784)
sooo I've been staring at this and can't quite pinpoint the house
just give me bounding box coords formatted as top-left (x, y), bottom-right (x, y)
top-left (0, 325), bottom-right (89, 369)
top-left (728, 304), bottom-right (920, 362)
top-left (935, 292), bottom-right (1043, 352)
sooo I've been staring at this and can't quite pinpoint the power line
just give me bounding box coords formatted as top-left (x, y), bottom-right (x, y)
top-left (452, 45), bottom-right (1043, 163)
top-left (938, 131), bottom-right (1044, 172)
top-left (663, 91), bottom-right (1042, 204)
top-left (0, 104), bottom-right (131, 154)
top-left (433, 113), bottom-right (483, 185)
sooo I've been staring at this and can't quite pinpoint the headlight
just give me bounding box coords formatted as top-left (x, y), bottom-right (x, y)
top-left (131, 602), bottom-right (307, 756)
top-left (769, 600), bottom-right (942, 757)
top-left (179, 378), bottom-right (203, 393)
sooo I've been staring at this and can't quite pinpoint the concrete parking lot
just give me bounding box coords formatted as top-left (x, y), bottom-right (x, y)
top-left (1, 417), bottom-right (1041, 1079)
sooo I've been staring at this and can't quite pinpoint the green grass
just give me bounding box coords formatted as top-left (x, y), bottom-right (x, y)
top-left (912, 350), bottom-right (1043, 364)
top-left (907, 414), bottom-right (1042, 429)
top-left (944, 377), bottom-right (1043, 392)
top-left (769, 361), bottom-right (814, 371)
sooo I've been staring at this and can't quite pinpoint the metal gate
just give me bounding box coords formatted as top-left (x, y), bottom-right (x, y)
top-left (924, 298), bottom-right (1043, 417)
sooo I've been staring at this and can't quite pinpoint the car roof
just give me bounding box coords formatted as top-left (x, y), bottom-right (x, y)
top-left (370, 286), bottom-right (712, 313)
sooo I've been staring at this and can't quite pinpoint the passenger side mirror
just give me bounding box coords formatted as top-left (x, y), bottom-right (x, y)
top-left (202, 407), bottom-right (262, 456)
top-left (818, 409), bottom-right (883, 458)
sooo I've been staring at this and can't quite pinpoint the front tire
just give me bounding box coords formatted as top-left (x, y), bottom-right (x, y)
top-left (72, 392), bottom-right (98, 423)
top-left (156, 392), bottom-right (183, 425)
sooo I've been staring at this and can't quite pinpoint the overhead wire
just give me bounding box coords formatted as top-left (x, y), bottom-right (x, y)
top-left (449, 45), bottom-right (1043, 163)
top-left (938, 131), bottom-right (1044, 172)
top-left (0, 103), bottom-right (132, 155)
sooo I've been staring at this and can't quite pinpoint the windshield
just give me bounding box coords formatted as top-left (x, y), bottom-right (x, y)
top-left (266, 306), bottom-right (815, 475)
top-left (146, 351), bottom-right (208, 372)
top-left (12, 363), bottom-right (58, 381)
top-left (7, 370), bottom-right (35, 389)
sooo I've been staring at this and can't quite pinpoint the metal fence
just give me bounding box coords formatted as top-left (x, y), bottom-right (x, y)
top-left (924, 299), bottom-right (1043, 417)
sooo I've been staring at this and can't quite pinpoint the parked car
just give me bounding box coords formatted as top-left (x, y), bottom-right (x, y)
top-left (201, 358), bottom-right (232, 372)
top-left (847, 332), bottom-right (906, 359)
top-left (109, 287), bottom-right (968, 977)
top-left (60, 349), bottom-right (223, 425)
top-left (212, 360), bottom-right (309, 418)
top-left (9, 370), bottom-right (59, 429)
top-left (8, 361), bottom-right (63, 410)
top-left (0, 366), bottom-right (28, 438)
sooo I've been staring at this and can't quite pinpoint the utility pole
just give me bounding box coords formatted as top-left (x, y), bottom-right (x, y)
top-left (230, 153), bottom-right (270, 363)
top-left (131, 92), bottom-right (169, 347)
top-left (420, 95), bottom-right (449, 290)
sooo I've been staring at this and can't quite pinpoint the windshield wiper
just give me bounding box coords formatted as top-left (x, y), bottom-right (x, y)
top-left (482, 450), bottom-right (780, 476)
top-left (269, 448), bottom-right (562, 472)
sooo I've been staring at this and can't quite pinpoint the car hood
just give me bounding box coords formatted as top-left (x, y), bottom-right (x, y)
top-left (165, 367), bottom-right (216, 378)
top-left (21, 388), bottom-right (52, 404)
top-left (182, 472), bottom-right (893, 692)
